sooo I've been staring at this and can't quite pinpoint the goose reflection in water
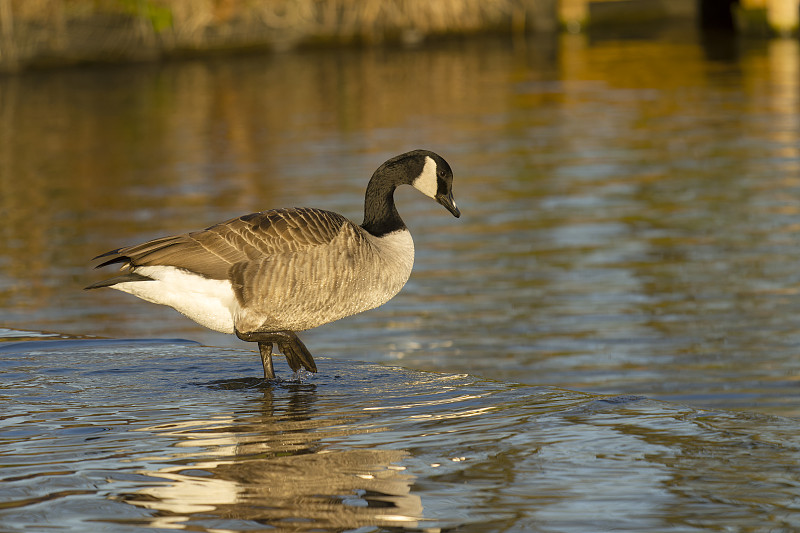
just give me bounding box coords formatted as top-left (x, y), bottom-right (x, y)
top-left (113, 381), bottom-right (423, 531)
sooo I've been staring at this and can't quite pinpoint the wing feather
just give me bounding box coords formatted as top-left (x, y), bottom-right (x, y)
top-left (91, 208), bottom-right (350, 281)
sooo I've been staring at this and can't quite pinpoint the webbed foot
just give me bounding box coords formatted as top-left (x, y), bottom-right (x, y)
top-left (235, 329), bottom-right (318, 378)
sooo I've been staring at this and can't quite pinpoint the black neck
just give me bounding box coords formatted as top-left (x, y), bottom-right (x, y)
top-left (361, 174), bottom-right (406, 237)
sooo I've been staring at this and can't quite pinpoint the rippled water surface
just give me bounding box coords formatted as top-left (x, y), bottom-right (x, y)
top-left (3, 337), bottom-right (800, 532)
top-left (2, 25), bottom-right (800, 531)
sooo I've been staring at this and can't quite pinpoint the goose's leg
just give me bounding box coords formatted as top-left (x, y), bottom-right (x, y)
top-left (236, 328), bottom-right (318, 376)
top-left (258, 342), bottom-right (275, 379)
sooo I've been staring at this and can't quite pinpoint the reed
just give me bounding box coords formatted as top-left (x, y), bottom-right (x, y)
top-left (0, 0), bottom-right (555, 71)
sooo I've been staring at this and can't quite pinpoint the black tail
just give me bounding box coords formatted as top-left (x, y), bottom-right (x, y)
top-left (84, 272), bottom-right (153, 290)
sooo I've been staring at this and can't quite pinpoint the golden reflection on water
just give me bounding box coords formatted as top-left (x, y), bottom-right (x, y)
top-left (0, 30), bottom-right (793, 318)
top-left (766, 39), bottom-right (800, 161)
top-left (0, 41), bottom-right (517, 326)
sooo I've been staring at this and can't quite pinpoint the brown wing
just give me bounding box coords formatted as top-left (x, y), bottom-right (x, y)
top-left (92, 208), bottom-right (350, 280)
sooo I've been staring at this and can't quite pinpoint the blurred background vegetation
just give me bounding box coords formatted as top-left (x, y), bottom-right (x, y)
top-left (2, 0), bottom-right (796, 72)
top-left (0, 0), bottom-right (557, 71)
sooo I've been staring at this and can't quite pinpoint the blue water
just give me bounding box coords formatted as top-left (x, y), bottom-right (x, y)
top-left (2, 336), bottom-right (800, 532)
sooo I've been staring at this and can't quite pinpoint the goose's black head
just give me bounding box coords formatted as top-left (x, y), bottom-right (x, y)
top-left (392, 149), bottom-right (460, 218)
top-left (362, 149), bottom-right (460, 236)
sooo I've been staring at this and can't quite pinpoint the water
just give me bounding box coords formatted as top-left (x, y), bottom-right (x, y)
top-left (2, 25), bottom-right (800, 530)
top-left (2, 337), bottom-right (800, 532)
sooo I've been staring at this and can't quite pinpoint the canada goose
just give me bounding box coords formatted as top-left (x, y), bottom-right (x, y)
top-left (86, 149), bottom-right (460, 379)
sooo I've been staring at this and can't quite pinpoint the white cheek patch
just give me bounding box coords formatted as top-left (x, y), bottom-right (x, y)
top-left (411, 156), bottom-right (438, 199)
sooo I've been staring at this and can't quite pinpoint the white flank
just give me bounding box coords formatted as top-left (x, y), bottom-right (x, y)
top-left (411, 156), bottom-right (438, 199)
top-left (111, 265), bottom-right (237, 334)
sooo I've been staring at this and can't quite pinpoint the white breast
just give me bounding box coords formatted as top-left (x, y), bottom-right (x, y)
top-left (356, 228), bottom-right (415, 314)
top-left (365, 229), bottom-right (415, 289)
